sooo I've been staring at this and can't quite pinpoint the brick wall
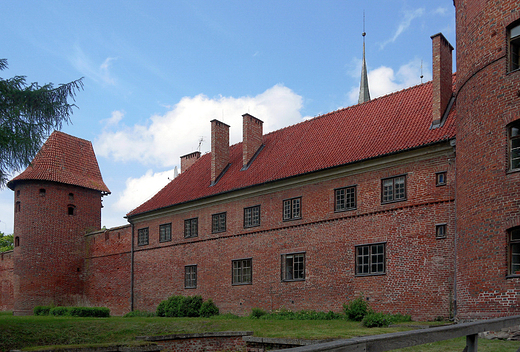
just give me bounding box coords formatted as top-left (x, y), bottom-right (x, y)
top-left (454, 0), bottom-right (520, 319)
top-left (138, 332), bottom-right (251, 352)
top-left (0, 251), bottom-right (14, 311)
top-left (130, 147), bottom-right (455, 320)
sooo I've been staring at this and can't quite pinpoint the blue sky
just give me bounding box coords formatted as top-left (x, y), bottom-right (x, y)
top-left (0, 0), bottom-right (456, 234)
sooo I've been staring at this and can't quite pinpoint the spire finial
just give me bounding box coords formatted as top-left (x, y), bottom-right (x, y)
top-left (358, 10), bottom-right (371, 104)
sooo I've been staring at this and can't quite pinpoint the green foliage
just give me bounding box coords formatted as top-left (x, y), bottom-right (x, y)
top-left (123, 310), bottom-right (155, 318)
top-left (49, 307), bottom-right (69, 316)
top-left (0, 58), bottom-right (83, 186)
top-left (0, 231), bottom-right (13, 252)
top-left (156, 295), bottom-right (218, 318)
top-left (68, 307), bottom-right (110, 317)
top-left (250, 307), bottom-right (267, 319)
top-left (199, 299), bottom-right (219, 318)
top-left (33, 305), bottom-right (52, 316)
top-left (343, 296), bottom-right (371, 321)
top-left (362, 312), bottom-right (412, 328)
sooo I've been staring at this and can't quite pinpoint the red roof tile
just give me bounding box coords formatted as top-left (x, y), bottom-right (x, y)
top-left (7, 131), bottom-right (110, 193)
top-left (127, 79), bottom-right (456, 217)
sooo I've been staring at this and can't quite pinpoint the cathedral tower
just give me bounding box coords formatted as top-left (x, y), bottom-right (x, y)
top-left (454, 0), bottom-right (520, 318)
top-left (7, 131), bottom-right (110, 315)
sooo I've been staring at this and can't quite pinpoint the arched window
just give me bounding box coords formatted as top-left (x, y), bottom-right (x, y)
top-left (15, 237), bottom-right (20, 247)
top-left (68, 205), bottom-right (76, 216)
top-left (15, 201), bottom-right (21, 213)
top-left (510, 22), bottom-right (520, 71)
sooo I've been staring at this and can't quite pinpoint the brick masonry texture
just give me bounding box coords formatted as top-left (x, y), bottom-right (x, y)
top-left (1, 0), bottom-right (519, 321)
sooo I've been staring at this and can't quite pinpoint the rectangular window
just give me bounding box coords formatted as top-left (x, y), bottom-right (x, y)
top-left (335, 186), bottom-right (357, 211)
top-left (356, 243), bottom-right (386, 276)
top-left (382, 175), bottom-right (407, 203)
top-left (137, 227), bottom-right (149, 246)
top-left (185, 265), bottom-right (197, 288)
top-left (184, 218), bottom-right (198, 238)
top-left (509, 228), bottom-right (520, 275)
top-left (212, 212), bottom-right (226, 233)
top-left (510, 23), bottom-right (520, 71)
top-left (283, 197), bottom-right (301, 221)
top-left (244, 205), bottom-right (260, 228)
top-left (281, 252), bottom-right (305, 281)
top-left (159, 223), bottom-right (172, 242)
top-left (436, 224), bottom-right (447, 239)
top-left (436, 171), bottom-right (447, 186)
top-left (510, 123), bottom-right (520, 170)
top-left (232, 258), bottom-right (252, 285)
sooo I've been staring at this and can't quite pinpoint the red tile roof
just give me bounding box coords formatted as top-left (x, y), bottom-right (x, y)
top-left (7, 131), bottom-right (110, 193)
top-left (127, 79), bottom-right (456, 217)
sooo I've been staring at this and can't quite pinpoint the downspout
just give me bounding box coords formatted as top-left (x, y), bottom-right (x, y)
top-left (129, 220), bottom-right (135, 312)
top-left (450, 139), bottom-right (457, 319)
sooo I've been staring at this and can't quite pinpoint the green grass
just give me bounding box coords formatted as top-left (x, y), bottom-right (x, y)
top-left (0, 311), bottom-right (519, 352)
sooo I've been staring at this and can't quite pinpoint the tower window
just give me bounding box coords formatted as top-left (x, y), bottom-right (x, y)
top-left (15, 236), bottom-right (20, 247)
top-left (436, 172), bottom-right (447, 186)
top-left (69, 193), bottom-right (74, 202)
top-left (68, 205), bottom-right (76, 216)
top-left (16, 190), bottom-right (20, 197)
top-left (15, 201), bottom-right (21, 213)
top-left (510, 122), bottom-right (520, 171)
top-left (39, 188), bottom-right (46, 196)
top-left (436, 224), bottom-right (447, 239)
top-left (510, 23), bottom-right (520, 72)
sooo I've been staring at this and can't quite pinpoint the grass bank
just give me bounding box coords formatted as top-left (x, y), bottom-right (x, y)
top-left (0, 312), bottom-right (519, 352)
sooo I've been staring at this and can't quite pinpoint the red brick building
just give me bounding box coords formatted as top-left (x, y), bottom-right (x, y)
top-left (1, 0), bottom-right (519, 320)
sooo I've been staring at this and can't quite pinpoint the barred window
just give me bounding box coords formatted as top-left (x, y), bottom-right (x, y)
top-left (244, 205), bottom-right (260, 228)
top-left (356, 243), bottom-right (385, 276)
top-left (159, 223), bottom-right (172, 242)
top-left (185, 265), bottom-right (197, 288)
top-left (382, 175), bottom-right (406, 203)
top-left (281, 252), bottom-right (305, 281)
top-left (137, 227), bottom-right (149, 246)
top-left (212, 213), bottom-right (226, 233)
top-left (283, 197), bottom-right (301, 221)
top-left (509, 228), bottom-right (520, 276)
top-left (232, 258), bottom-right (252, 285)
top-left (510, 122), bottom-right (520, 171)
top-left (184, 218), bottom-right (198, 238)
top-left (335, 186), bottom-right (356, 211)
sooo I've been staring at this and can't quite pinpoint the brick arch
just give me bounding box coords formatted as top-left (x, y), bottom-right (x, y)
top-left (505, 216), bottom-right (520, 230)
top-left (503, 109), bottom-right (520, 125)
top-left (502, 11), bottom-right (520, 28)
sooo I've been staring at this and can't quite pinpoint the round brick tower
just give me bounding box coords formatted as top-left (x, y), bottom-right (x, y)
top-left (454, 0), bottom-right (520, 319)
top-left (7, 131), bottom-right (110, 315)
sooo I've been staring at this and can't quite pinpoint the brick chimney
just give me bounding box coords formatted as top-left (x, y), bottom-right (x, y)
top-left (180, 151), bottom-right (201, 173)
top-left (242, 113), bottom-right (263, 169)
top-left (211, 119), bottom-right (230, 185)
top-left (431, 33), bottom-right (454, 127)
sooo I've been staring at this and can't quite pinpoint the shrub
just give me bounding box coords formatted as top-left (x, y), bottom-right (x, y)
top-left (250, 307), bottom-right (267, 319)
top-left (362, 312), bottom-right (393, 327)
top-left (158, 295), bottom-right (185, 317)
top-left (49, 307), bottom-right (69, 316)
top-left (123, 310), bottom-right (155, 318)
top-left (68, 307), bottom-right (110, 317)
top-left (343, 296), bottom-right (371, 321)
top-left (200, 299), bottom-right (219, 317)
top-left (33, 305), bottom-right (52, 316)
top-left (183, 295), bottom-right (203, 317)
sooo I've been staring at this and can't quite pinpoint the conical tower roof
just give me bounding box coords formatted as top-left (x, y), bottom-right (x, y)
top-left (7, 131), bottom-right (110, 193)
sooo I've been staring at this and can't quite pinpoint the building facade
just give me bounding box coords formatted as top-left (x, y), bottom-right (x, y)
top-left (0, 0), bottom-right (519, 320)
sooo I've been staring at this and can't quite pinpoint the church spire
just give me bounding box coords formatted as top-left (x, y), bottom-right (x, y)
top-left (358, 12), bottom-right (371, 104)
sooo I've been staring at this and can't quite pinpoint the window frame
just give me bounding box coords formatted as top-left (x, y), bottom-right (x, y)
top-left (244, 205), bottom-right (261, 228)
top-left (509, 22), bottom-right (520, 72)
top-left (334, 185), bottom-right (357, 212)
top-left (137, 227), bottom-right (149, 246)
top-left (283, 197), bottom-right (302, 221)
top-left (232, 258), bottom-right (252, 285)
top-left (184, 218), bottom-right (199, 238)
top-left (212, 212), bottom-right (227, 233)
top-left (508, 227), bottom-right (520, 276)
top-left (355, 242), bottom-right (386, 276)
top-left (185, 265), bottom-right (197, 289)
top-left (435, 171), bottom-right (447, 186)
top-left (159, 223), bottom-right (172, 243)
top-left (436, 223), bottom-right (447, 239)
top-left (381, 175), bottom-right (407, 204)
top-left (281, 252), bottom-right (306, 282)
top-left (509, 122), bottom-right (520, 171)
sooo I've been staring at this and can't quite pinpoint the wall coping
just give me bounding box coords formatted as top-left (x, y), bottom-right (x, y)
top-left (243, 336), bottom-right (332, 346)
top-left (136, 331), bottom-right (253, 341)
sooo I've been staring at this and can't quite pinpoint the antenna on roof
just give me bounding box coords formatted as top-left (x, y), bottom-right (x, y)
top-left (420, 60), bottom-right (424, 83)
top-left (197, 136), bottom-right (204, 152)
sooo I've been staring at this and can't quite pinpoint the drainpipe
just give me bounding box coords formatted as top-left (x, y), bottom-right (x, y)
top-left (450, 139), bottom-right (457, 319)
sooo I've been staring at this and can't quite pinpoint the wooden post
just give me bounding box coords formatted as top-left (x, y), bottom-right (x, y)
top-left (465, 334), bottom-right (478, 352)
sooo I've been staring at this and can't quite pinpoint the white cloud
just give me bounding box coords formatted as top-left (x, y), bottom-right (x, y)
top-left (379, 8), bottom-right (425, 49)
top-left (113, 168), bottom-right (176, 212)
top-left (432, 7), bottom-right (448, 16)
top-left (95, 84), bottom-right (306, 168)
top-left (347, 58), bottom-right (431, 105)
top-left (101, 110), bottom-right (124, 127)
top-left (69, 45), bottom-right (117, 85)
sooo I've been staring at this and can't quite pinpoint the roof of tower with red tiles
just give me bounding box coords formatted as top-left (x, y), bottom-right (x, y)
top-left (7, 131), bottom-right (110, 193)
top-left (127, 78), bottom-right (456, 217)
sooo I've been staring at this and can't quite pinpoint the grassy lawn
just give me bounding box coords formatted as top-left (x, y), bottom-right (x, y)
top-left (0, 312), bottom-right (519, 352)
